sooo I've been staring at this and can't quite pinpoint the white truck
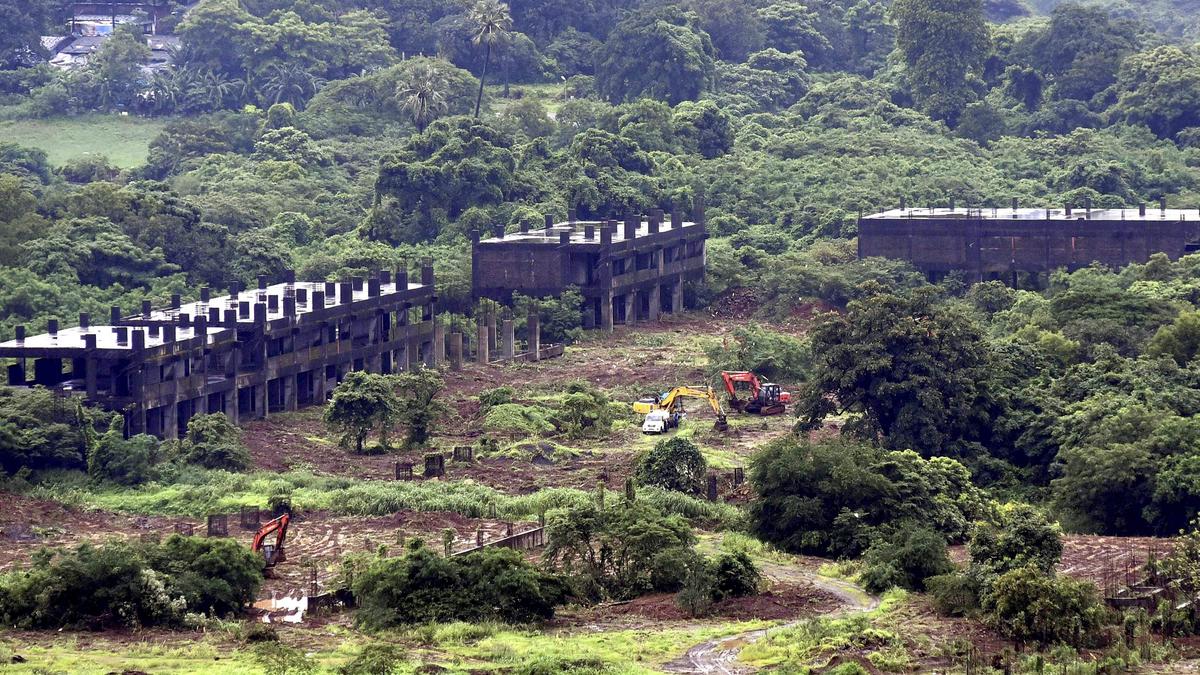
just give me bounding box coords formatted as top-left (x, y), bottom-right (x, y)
top-left (641, 410), bottom-right (679, 434)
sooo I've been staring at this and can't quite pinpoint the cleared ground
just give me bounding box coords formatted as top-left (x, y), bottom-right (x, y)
top-left (0, 114), bottom-right (165, 167)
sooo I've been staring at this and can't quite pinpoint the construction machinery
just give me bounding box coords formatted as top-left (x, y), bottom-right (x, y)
top-left (720, 371), bottom-right (791, 416)
top-left (633, 386), bottom-right (728, 432)
top-left (252, 513), bottom-right (291, 568)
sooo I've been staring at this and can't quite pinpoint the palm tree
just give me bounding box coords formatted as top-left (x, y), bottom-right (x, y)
top-left (147, 69), bottom-right (181, 114)
top-left (259, 63), bottom-right (326, 109)
top-left (466, 0), bottom-right (512, 118)
top-left (395, 63), bottom-right (450, 131)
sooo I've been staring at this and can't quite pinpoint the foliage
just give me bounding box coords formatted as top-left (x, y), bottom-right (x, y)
top-left (353, 542), bottom-right (565, 627)
top-left (705, 323), bottom-right (810, 383)
top-left (87, 416), bottom-right (160, 486)
top-left (324, 371), bottom-right (400, 453)
top-left (893, 0), bottom-right (990, 124)
top-left (543, 500), bottom-right (697, 600)
top-left (984, 566), bottom-right (1107, 648)
top-left (969, 503), bottom-right (1063, 578)
top-left (392, 367), bottom-right (450, 448)
top-left (797, 286), bottom-right (990, 457)
top-left (596, 7), bottom-right (716, 105)
top-left (0, 535), bottom-right (261, 629)
top-left (180, 413), bottom-right (251, 471)
top-left (748, 437), bottom-right (984, 557)
top-left (0, 388), bottom-right (103, 474)
top-left (636, 437), bottom-right (708, 495)
top-left (860, 527), bottom-right (953, 594)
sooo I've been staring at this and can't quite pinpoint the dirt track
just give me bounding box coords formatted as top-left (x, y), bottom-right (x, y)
top-left (663, 560), bottom-right (879, 675)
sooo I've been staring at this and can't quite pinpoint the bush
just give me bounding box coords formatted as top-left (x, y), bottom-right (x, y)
top-left (338, 643), bottom-right (404, 675)
top-left (353, 544), bottom-right (566, 628)
top-left (676, 560), bottom-right (716, 618)
top-left (926, 573), bottom-right (980, 616)
top-left (87, 416), bottom-right (160, 485)
top-left (985, 566), bottom-right (1107, 648)
top-left (544, 501), bottom-right (696, 600)
top-left (969, 504), bottom-right (1062, 577)
top-left (705, 323), bottom-right (811, 382)
top-left (711, 550), bottom-right (761, 600)
top-left (552, 381), bottom-right (617, 438)
top-left (636, 437), bottom-right (708, 495)
top-left (0, 388), bottom-right (105, 473)
top-left (180, 413), bottom-right (251, 471)
top-left (478, 386), bottom-right (515, 413)
top-left (483, 403), bottom-right (555, 435)
top-left (860, 527), bottom-right (953, 594)
top-left (0, 535), bottom-right (262, 629)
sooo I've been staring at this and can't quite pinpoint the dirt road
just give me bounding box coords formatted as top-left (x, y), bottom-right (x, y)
top-left (663, 560), bottom-right (878, 675)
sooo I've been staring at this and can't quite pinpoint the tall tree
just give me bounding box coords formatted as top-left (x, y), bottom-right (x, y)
top-left (892, 0), bottom-right (990, 125)
top-left (467, 0), bottom-right (513, 118)
top-left (796, 285), bottom-right (991, 456)
top-left (596, 7), bottom-right (716, 105)
top-left (324, 371), bottom-right (400, 453)
top-left (395, 62), bottom-right (450, 131)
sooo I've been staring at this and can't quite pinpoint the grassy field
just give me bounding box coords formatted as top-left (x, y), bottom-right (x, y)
top-left (0, 114), bottom-right (166, 168)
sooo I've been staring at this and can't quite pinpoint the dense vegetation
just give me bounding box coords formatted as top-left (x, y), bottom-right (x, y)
top-left (9, 0), bottom-right (1200, 660)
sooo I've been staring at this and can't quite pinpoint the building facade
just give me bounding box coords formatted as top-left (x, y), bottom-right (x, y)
top-left (859, 203), bottom-right (1200, 282)
top-left (471, 209), bottom-right (708, 330)
top-left (0, 265), bottom-right (441, 440)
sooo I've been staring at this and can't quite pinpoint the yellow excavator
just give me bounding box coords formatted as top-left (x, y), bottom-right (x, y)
top-left (633, 386), bottom-right (729, 433)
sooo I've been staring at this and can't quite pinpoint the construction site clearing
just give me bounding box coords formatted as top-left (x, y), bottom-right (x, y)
top-left (0, 311), bottom-right (1192, 672)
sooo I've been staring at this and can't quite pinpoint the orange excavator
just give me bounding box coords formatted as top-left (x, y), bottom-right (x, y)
top-left (253, 513), bottom-right (291, 568)
top-left (720, 371), bottom-right (791, 416)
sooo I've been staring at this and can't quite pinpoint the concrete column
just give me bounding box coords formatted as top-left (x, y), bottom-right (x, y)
top-left (433, 322), bottom-right (445, 366)
top-left (476, 322), bottom-right (489, 363)
top-left (624, 292), bottom-right (636, 325)
top-left (672, 280), bottom-right (684, 314)
top-left (601, 292), bottom-right (614, 331)
top-left (487, 311), bottom-right (497, 354)
top-left (314, 367), bottom-right (327, 402)
top-left (527, 310), bottom-right (541, 362)
top-left (285, 375), bottom-right (298, 412)
top-left (501, 318), bottom-right (515, 359)
top-left (648, 284), bottom-right (661, 321)
top-left (85, 357), bottom-right (98, 399)
top-left (258, 382), bottom-right (269, 419)
top-left (164, 402), bottom-right (178, 441)
top-left (449, 332), bottom-right (464, 370)
top-left (225, 390), bottom-right (239, 425)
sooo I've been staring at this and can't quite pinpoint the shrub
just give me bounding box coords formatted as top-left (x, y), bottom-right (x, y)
top-left (676, 560), bottom-right (716, 618)
top-left (483, 403), bottom-right (555, 435)
top-left (704, 323), bottom-right (811, 382)
top-left (969, 504), bottom-right (1063, 577)
top-left (338, 643), bottom-right (404, 675)
top-left (711, 550), bottom-right (761, 600)
top-left (544, 501), bottom-right (696, 600)
top-left (0, 535), bottom-right (263, 630)
top-left (325, 371), bottom-right (400, 453)
top-left (926, 573), bottom-right (980, 616)
top-left (180, 413), bottom-right (251, 471)
top-left (985, 566), bottom-right (1107, 648)
top-left (87, 416), bottom-right (160, 485)
top-left (353, 544), bottom-right (566, 628)
top-left (636, 437), bottom-right (707, 495)
top-left (0, 388), bottom-right (105, 473)
top-left (478, 386), bottom-right (515, 413)
top-left (860, 527), bottom-right (953, 594)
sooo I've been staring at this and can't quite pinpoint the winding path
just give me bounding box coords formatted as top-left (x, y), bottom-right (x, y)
top-left (663, 561), bottom-right (879, 675)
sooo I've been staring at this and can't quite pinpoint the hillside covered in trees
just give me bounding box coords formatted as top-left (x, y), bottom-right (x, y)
top-left (8, 0), bottom-right (1200, 671)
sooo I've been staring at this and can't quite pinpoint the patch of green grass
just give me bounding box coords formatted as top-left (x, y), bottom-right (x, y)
top-left (739, 590), bottom-right (908, 671)
top-left (487, 82), bottom-right (570, 115)
top-left (0, 114), bottom-right (166, 167)
top-left (21, 467), bottom-right (742, 526)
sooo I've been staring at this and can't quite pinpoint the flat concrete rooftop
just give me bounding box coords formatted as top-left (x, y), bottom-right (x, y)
top-left (479, 219), bottom-right (704, 245)
top-left (131, 279), bottom-right (431, 326)
top-left (864, 207), bottom-right (1200, 222)
top-left (0, 325), bottom-right (227, 352)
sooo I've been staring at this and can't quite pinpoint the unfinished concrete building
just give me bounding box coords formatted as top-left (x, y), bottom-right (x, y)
top-left (471, 209), bottom-right (708, 330)
top-left (859, 200), bottom-right (1200, 283)
top-left (0, 264), bottom-right (441, 439)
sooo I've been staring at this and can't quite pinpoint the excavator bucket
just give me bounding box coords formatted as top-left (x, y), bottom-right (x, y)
top-left (714, 414), bottom-right (729, 432)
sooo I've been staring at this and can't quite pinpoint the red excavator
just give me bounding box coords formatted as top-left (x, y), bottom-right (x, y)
top-left (720, 371), bottom-right (791, 416)
top-left (253, 513), bottom-right (291, 568)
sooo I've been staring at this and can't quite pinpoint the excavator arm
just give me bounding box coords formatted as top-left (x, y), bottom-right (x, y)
top-left (720, 371), bottom-right (761, 411)
top-left (253, 514), bottom-right (291, 567)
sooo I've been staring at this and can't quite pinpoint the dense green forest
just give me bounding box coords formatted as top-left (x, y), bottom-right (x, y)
top-left (9, 0), bottom-right (1200, 661)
